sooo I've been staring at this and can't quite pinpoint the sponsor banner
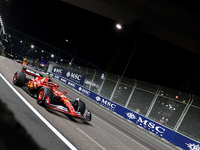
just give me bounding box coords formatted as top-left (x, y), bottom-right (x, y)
top-left (60, 77), bottom-right (67, 84)
top-left (49, 73), bottom-right (60, 80)
top-left (173, 133), bottom-right (200, 150)
top-left (185, 143), bottom-right (200, 150)
top-left (52, 67), bottom-right (64, 75)
top-left (75, 85), bottom-right (91, 97)
top-left (65, 70), bottom-right (86, 85)
top-left (91, 93), bottom-right (117, 111)
top-left (49, 73), bottom-right (55, 77)
top-left (50, 72), bottom-right (77, 89)
top-left (115, 105), bottom-right (176, 139)
top-left (67, 81), bottom-right (76, 89)
top-left (52, 66), bottom-right (86, 85)
top-left (50, 71), bottom-right (200, 150)
top-left (54, 75), bottom-right (60, 80)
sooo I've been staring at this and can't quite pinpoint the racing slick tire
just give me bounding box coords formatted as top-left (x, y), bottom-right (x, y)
top-left (77, 100), bottom-right (86, 115)
top-left (13, 71), bottom-right (26, 87)
top-left (37, 87), bottom-right (53, 107)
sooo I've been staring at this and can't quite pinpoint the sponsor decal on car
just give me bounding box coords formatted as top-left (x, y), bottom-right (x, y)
top-left (50, 104), bottom-right (68, 112)
top-left (24, 69), bottom-right (41, 77)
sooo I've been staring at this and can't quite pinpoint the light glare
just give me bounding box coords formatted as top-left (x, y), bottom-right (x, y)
top-left (116, 24), bottom-right (122, 29)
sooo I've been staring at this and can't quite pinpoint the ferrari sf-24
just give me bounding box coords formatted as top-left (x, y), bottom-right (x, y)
top-left (13, 67), bottom-right (92, 121)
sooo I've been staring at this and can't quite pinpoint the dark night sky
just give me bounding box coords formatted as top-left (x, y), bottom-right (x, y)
top-left (6, 0), bottom-right (121, 68)
top-left (4, 0), bottom-right (200, 90)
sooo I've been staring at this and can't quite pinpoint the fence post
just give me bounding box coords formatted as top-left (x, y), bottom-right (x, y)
top-left (47, 62), bottom-right (54, 73)
top-left (98, 75), bottom-right (106, 95)
top-left (110, 76), bottom-right (120, 101)
top-left (125, 80), bottom-right (137, 108)
top-left (145, 85), bottom-right (160, 118)
top-left (173, 94), bottom-right (193, 131)
top-left (89, 70), bottom-right (96, 90)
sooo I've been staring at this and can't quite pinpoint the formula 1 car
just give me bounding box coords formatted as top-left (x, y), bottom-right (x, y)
top-left (13, 67), bottom-right (92, 121)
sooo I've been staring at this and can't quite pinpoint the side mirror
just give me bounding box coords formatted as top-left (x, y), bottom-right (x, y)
top-left (63, 91), bottom-right (67, 94)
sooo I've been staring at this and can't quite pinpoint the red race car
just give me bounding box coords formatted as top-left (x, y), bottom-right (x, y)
top-left (13, 67), bottom-right (92, 121)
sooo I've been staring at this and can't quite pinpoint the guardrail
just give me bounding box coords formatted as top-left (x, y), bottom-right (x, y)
top-left (48, 64), bottom-right (200, 150)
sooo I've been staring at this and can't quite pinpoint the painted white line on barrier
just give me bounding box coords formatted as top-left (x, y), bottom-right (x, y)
top-left (0, 73), bottom-right (77, 150)
top-left (77, 128), bottom-right (106, 150)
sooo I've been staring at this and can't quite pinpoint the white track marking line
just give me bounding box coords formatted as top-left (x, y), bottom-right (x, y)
top-left (0, 73), bottom-right (77, 150)
top-left (77, 128), bottom-right (106, 150)
top-left (93, 114), bottom-right (149, 150)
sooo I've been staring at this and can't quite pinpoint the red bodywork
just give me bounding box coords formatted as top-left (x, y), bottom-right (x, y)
top-left (22, 68), bottom-right (87, 120)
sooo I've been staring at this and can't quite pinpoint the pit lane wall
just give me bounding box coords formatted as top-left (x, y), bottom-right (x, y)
top-left (48, 66), bottom-right (200, 150)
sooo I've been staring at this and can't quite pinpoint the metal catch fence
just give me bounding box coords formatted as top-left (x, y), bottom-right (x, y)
top-left (50, 62), bottom-right (200, 143)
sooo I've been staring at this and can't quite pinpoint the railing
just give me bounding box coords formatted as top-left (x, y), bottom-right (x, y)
top-left (48, 61), bottom-right (200, 144)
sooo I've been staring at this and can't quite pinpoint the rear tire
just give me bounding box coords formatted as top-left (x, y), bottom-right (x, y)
top-left (37, 87), bottom-right (53, 107)
top-left (13, 71), bottom-right (26, 87)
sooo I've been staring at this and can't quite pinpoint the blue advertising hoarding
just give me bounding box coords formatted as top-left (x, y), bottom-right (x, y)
top-left (52, 66), bottom-right (86, 85)
top-left (50, 71), bottom-right (200, 150)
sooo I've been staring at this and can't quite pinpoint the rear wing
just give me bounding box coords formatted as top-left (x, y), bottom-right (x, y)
top-left (22, 67), bottom-right (43, 77)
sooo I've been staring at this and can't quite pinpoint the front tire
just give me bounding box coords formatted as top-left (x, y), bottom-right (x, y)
top-left (77, 100), bottom-right (86, 115)
top-left (13, 71), bottom-right (26, 87)
top-left (37, 87), bottom-right (53, 107)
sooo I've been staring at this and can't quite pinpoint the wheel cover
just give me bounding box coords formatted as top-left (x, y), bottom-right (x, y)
top-left (45, 96), bottom-right (50, 106)
top-left (38, 90), bottom-right (44, 101)
top-left (13, 74), bottom-right (17, 82)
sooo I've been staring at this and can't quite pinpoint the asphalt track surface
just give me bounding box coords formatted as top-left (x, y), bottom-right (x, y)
top-left (0, 56), bottom-right (180, 150)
